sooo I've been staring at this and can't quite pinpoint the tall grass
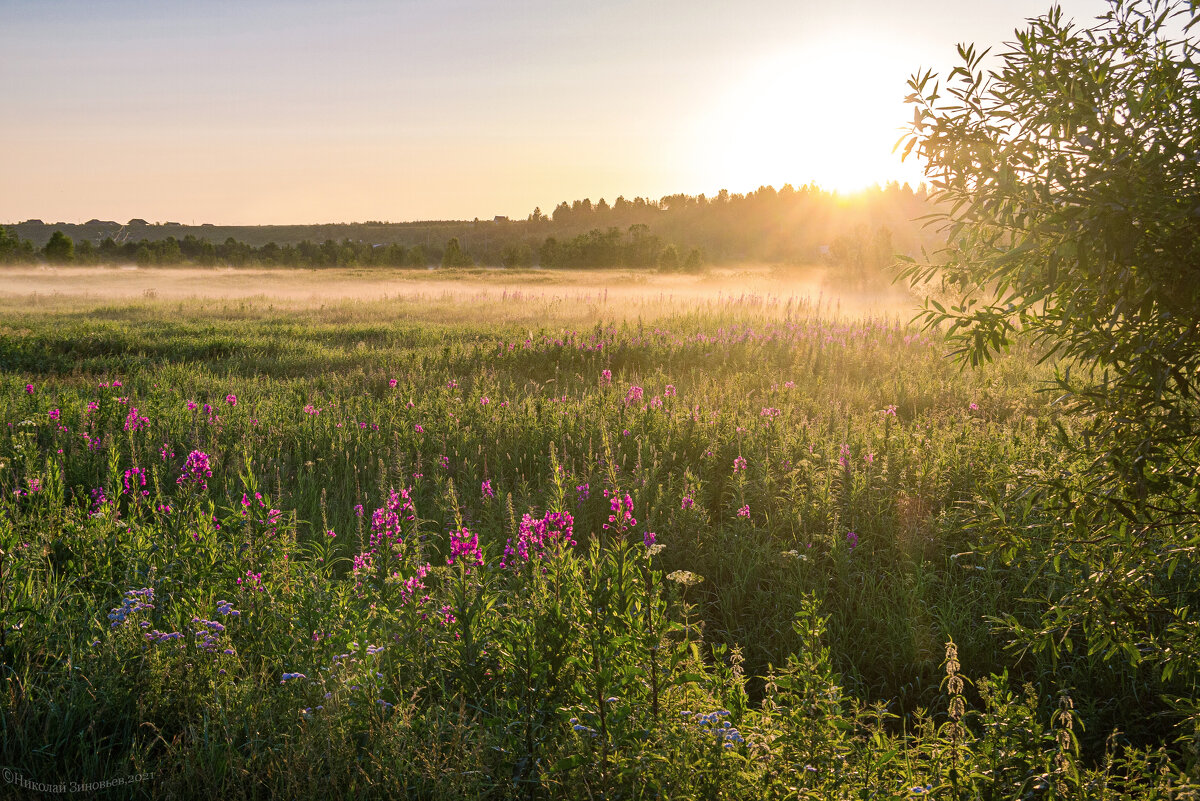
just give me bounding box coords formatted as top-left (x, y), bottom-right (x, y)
top-left (0, 291), bottom-right (1185, 797)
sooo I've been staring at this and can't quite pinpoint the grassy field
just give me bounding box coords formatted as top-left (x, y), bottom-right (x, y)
top-left (0, 268), bottom-right (1184, 798)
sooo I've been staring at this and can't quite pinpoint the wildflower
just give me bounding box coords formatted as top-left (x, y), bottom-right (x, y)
top-left (86, 400), bottom-right (99, 412)
top-left (225, 394), bottom-right (237, 406)
top-left (24, 384), bottom-right (34, 394)
top-left (447, 526), bottom-right (483, 571)
top-left (186, 400), bottom-right (198, 411)
top-left (667, 570), bottom-right (704, 586)
top-left (303, 404), bottom-right (319, 416)
top-left (177, 450), bottom-right (212, 491)
top-left (624, 385), bottom-right (644, 405)
top-left (643, 530), bottom-right (657, 548)
top-left (122, 467), bottom-right (149, 498)
top-left (414, 424), bottom-right (424, 433)
top-left (736, 504), bottom-right (750, 518)
top-left (481, 479), bottom-right (494, 499)
top-left (681, 496), bottom-right (694, 510)
top-left (603, 493), bottom-right (637, 537)
top-left (353, 503), bottom-right (364, 517)
top-left (389, 378), bottom-right (398, 388)
top-left (480, 395), bottom-right (490, 406)
top-left (846, 531), bottom-right (859, 549)
top-left (281, 672), bottom-right (306, 683)
top-left (446, 379), bottom-right (458, 389)
top-left (664, 384), bottom-right (676, 397)
top-left (732, 456), bottom-right (747, 473)
top-left (600, 369), bottom-right (612, 384)
top-left (575, 483), bottom-right (589, 503)
top-left (123, 408), bottom-right (149, 432)
top-left (48, 408), bottom-right (61, 421)
top-left (501, 510), bottom-right (576, 568)
top-left (969, 401), bottom-right (979, 411)
top-left (89, 487), bottom-right (109, 516)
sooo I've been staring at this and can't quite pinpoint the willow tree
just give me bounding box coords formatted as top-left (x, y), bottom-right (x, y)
top-left (899, 0), bottom-right (1200, 722)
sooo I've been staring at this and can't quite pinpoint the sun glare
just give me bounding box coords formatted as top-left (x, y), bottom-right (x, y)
top-left (691, 41), bottom-right (927, 194)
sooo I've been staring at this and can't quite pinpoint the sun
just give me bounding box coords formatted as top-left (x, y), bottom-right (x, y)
top-left (690, 41), bottom-right (927, 194)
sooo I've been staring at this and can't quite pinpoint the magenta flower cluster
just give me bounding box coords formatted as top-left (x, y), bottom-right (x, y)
top-left (501, 510), bottom-right (576, 569)
top-left (370, 488), bottom-right (416, 553)
top-left (178, 450), bottom-right (212, 491)
top-left (447, 526), bottom-right (483, 571)
top-left (124, 407), bottom-right (149, 432)
top-left (604, 493), bottom-right (637, 537)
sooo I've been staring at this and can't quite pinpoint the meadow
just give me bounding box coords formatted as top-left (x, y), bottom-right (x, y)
top-left (0, 268), bottom-right (1187, 798)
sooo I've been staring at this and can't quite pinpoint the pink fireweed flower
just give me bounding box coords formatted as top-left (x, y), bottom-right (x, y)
top-left (624, 385), bottom-right (644, 405)
top-left (225, 394), bottom-right (237, 406)
top-left (760, 407), bottom-right (780, 419)
top-left (446, 379), bottom-right (458, 389)
top-left (600, 369), bottom-right (612, 384)
top-left (123, 467), bottom-right (149, 498)
top-left (481, 479), bottom-right (494, 499)
top-left (303, 404), bottom-right (319, 415)
top-left (501, 510), bottom-right (576, 569)
top-left (414, 424), bottom-right (424, 434)
top-left (681, 496), bottom-right (694, 510)
top-left (736, 505), bottom-right (750, 518)
top-left (969, 402), bottom-right (979, 411)
top-left (447, 526), bottom-right (483, 571)
top-left (480, 395), bottom-right (490, 406)
top-left (86, 400), bottom-right (99, 412)
top-left (603, 493), bottom-right (637, 537)
top-left (124, 408), bottom-right (149, 432)
top-left (664, 384), bottom-right (676, 397)
top-left (369, 488), bottom-right (416, 552)
top-left (784, 381), bottom-right (795, 389)
top-left (846, 531), bottom-right (859, 549)
top-left (838, 443), bottom-right (851, 468)
top-left (732, 456), bottom-right (747, 474)
top-left (389, 378), bottom-right (398, 388)
top-left (643, 530), bottom-right (657, 548)
top-left (48, 408), bottom-right (61, 421)
top-left (24, 384), bottom-right (34, 394)
top-left (649, 396), bottom-right (663, 409)
top-left (178, 450), bottom-right (212, 491)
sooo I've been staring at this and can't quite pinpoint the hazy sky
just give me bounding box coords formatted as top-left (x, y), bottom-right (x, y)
top-left (2, 0), bottom-right (1112, 224)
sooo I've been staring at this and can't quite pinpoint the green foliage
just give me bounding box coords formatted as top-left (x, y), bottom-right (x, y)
top-left (900, 0), bottom-right (1200, 750)
top-left (0, 283), bottom-right (1192, 795)
top-left (441, 237), bottom-right (473, 268)
top-left (43, 230), bottom-right (74, 264)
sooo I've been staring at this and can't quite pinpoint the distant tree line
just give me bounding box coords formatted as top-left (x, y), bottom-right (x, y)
top-left (3, 181), bottom-right (936, 269)
top-left (0, 226), bottom-right (712, 271)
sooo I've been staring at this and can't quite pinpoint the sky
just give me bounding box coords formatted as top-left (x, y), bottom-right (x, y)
top-left (2, 0), bottom-right (1113, 225)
